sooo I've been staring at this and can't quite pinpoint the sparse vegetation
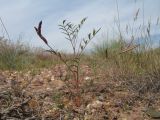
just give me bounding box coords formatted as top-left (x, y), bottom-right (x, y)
top-left (0, 37), bottom-right (59, 70)
top-left (0, 1), bottom-right (160, 119)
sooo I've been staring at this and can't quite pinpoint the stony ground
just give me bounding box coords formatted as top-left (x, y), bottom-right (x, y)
top-left (0, 64), bottom-right (160, 120)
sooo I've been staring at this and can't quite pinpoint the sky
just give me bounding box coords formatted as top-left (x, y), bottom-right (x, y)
top-left (0, 0), bottom-right (160, 52)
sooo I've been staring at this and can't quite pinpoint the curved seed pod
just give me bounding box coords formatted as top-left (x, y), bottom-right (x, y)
top-left (34, 21), bottom-right (48, 45)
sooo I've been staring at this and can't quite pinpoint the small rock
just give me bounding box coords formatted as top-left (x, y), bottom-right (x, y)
top-left (32, 77), bottom-right (44, 86)
top-left (84, 76), bottom-right (91, 80)
top-left (0, 75), bottom-right (6, 85)
top-left (49, 80), bottom-right (65, 90)
top-left (46, 87), bottom-right (52, 91)
top-left (86, 100), bottom-right (103, 110)
top-left (98, 95), bottom-right (105, 101)
top-left (51, 76), bottom-right (55, 81)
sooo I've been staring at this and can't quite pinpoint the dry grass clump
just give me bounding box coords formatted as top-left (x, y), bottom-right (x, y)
top-left (0, 37), bottom-right (32, 70)
top-left (0, 37), bottom-right (60, 70)
top-left (91, 38), bottom-right (160, 93)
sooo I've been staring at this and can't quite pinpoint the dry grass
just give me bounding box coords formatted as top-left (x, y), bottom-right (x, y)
top-left (0, 37), bottom-right (60, 70)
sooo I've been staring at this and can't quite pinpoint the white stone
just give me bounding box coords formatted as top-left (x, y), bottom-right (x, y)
top-left (84, 76), bottom-right (91, 80)
top-left (51, 76), bottom-right (55, 81)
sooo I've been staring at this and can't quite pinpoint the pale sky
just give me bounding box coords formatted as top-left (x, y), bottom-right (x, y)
top-left (0, 0), bottom-right (160, 51)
